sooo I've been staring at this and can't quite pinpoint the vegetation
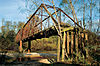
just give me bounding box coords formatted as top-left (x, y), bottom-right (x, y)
top-left (0, 19), bottom-right (58, 52)
top-left (0, 19), bottom-right (25, 51)
top-left (0, 0), bottom-right (99, 65)
top-left (22, 36), bottom-right (58, 52)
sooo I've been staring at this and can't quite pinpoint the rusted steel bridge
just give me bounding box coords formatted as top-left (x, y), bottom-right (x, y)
top-left (15, 4), bottom-right (88, 62)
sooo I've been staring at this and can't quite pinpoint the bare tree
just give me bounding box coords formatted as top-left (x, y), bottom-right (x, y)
top-left (83, 0), bottom-right (85, 29)
top-left (89, 0), bottom-right (93, 31)
top-left (69, 0), bottom-right (79, 24)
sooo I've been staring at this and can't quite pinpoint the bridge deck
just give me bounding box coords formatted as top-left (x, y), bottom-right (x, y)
top-left (21, 26), bottom-right (57, 43)
top-left (17, 23), bottom-right (74, 43)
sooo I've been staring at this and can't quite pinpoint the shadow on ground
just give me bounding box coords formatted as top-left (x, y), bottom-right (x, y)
top-left (0, 54), bottom-right (81, 66)
top-left (0, 54), bottom-right (99, 66)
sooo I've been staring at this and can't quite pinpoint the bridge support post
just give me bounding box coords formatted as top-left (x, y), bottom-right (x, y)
top-left (67, 32), bottom-right (69, 54)
top-left (81, 32), bottom-right (85, 56)
top-left (85, 32), bottom-right (88, 58)
top-left (57, 36), bottom-right (61, 62)
top-left (81, 32), bottom-right (84, 49)
top-left (19, 40), bottom-right (23, 52)
top-left (75, 30), bottom-right (78, 61)
top-left (28, 40), bottom-right (31, 53)
top-left (71, 32), bottom-right (74, 57)
top-left (62, 31), bottom-right (66, 62)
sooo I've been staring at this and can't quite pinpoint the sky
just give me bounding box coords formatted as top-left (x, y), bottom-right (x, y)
top-left (0, 0), bottom-right (99, 32)
top-left (0, 0), bottom-right (61, 27)
top-left (0, 0), bottom-right (61, 32)
top-left (0, 0), bottom-right (28, 27)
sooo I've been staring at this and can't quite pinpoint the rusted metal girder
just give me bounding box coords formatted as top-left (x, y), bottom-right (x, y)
top-left (16, 4), bottom-right (42, 37)
top-left (44, 4), bottom-right (83, 29)
top-left (34, 9), bottom-right (59, 27)
top-left (41, 4), bottom-right (58, 26)
top-left (16, 3), bottom-right (83, 43)
top-left (59, 9), bottom-right (83, 29)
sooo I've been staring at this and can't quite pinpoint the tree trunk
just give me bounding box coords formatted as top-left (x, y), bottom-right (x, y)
top-left (89, 0), bottom-right (92, 31)
top-left (69, 0), bottom-right (79, 24)
top-left (83, 0), bottom-right (85, 29)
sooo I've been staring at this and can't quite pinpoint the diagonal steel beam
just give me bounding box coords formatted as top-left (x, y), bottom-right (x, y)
top-left (16, 4), bottom-right (42, 35)
top-left (44, 4), bottom-right (83, 29)
top-left (59, 9), bottom-right (83, 29)
top-left (34, 9), bottom-right (59, 27)
top-left (41, 4), bottom-right (58, 27)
